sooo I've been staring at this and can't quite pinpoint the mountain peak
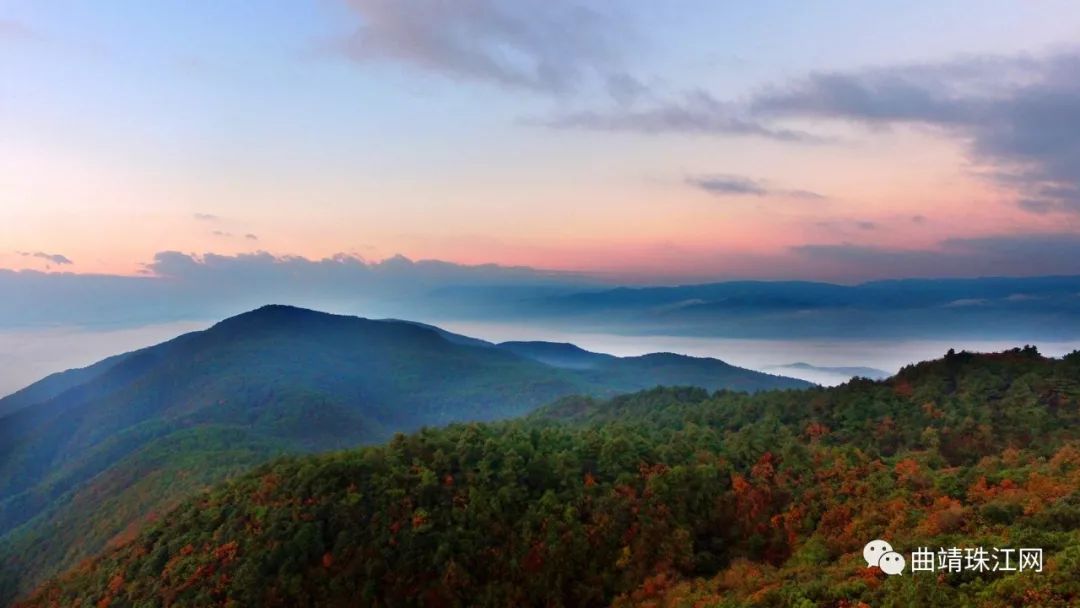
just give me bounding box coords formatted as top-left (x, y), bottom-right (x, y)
top-left (209, 305), bottom-right (357, 334)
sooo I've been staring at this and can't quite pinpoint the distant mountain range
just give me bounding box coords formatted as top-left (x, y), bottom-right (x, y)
top-left (0, 305), bottom-right (808, 602)
top-left (428, 275), bottom-right (1080, 340)
top-left (6, 272), bottom-right (1080, 343)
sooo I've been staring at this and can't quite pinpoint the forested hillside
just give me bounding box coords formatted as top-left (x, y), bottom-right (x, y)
top-left (18, 347), bottom-right (1080, 607)
top-left (0, 305), bottom-right (806, 604)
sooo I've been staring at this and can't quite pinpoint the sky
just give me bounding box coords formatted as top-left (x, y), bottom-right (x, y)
top-left (3, 1), bottom-right (1080, 283)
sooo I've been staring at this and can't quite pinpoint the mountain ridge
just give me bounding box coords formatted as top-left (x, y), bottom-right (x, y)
top-left (0, 305), bottom-right (809, 603)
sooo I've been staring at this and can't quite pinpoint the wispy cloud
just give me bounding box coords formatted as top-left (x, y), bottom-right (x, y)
top-left (18, 251), bottom-right (73, 265)
top-left (535, 47), bottom-right (1080, 215)
top-left (688, 174), bottom-right (826, 200)
top-left (336, 0), bottom-right (626, 94)
top-left (751, 51), bottom-right (1080, 215)
top-left (538, 90), bottom-right (822, 142)
top-left (193, 213), bottom-right (219, 221)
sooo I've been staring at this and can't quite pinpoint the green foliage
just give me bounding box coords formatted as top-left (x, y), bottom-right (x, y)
top-left (0, 306), bottom-right (809, 602)
top-left (16, 349), bottom-right (1080, 607)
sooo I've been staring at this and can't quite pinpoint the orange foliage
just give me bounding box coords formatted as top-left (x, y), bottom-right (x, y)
top-left (1023, 472), bottom-right (1071, 513)
top-left (918, 496), bottom-right (966, 535)
top-left (731, 473), bottom-right (750, 495)
top-left (894, 458), bottom-right (919, 481)
top-left (751, 452), bottom-right (775, 482)
top-left (106, 572), bottom-right (124, 594)
top-left (893, 379), bottom-right (914, 397)
top-left (818, 504), bottom-right (857, 552)
top-left (854, 564), bottom-right (883, 588)
top-left (638, 462), bottom-right (670, 480)
top-left (1050, 444), bottom-right (1080, 470)
top-left (921, 401), bottom-right (943, 419)
top-left (805, 422), bottom-right (829, 440)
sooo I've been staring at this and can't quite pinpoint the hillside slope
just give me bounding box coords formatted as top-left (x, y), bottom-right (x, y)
top-left (0, 305), bottom-right (808, 603)
top-left (16, 347), bottom-right (1080, 607)
top-left (0, 352), bottom-right (131, 419)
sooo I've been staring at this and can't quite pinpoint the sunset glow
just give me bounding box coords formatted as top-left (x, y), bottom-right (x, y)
top-left (3, 1), bottom-right (1080, 282)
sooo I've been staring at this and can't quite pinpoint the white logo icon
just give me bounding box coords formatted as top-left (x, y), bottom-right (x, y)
top-left (878, 551), bottom-right (906, 575)
top-left (862, 539), bottom-right (894, 568)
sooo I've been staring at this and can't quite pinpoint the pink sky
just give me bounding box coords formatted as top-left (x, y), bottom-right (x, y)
top-left (2, 2), bottom-right (1079, 282)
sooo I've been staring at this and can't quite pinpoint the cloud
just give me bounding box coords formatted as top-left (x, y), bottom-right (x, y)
top-left (211, 230), bottom-right (232, 237)
top-left (193, 213), bottom-right (219, 221)
top-left (336, 0), bottom-right (624, 93)
top-left (750, 51), bottom-right (1080, 214)
top-left (538, 48), bottom-right (1080, 209)
top-left (245, 233), bottom-right (259, 240)
top-left (793, 232), bottom-right (1080, 278)
top-left (538, 90), bottom-right (822, 141)
top-left (605, 72), bottom-right (649, 106)
top-left (0, 251), bottom-right (592, 329)
top-left (690, 174), bottom-right (766, 196)
top-left (688, 174), bottom-right (826, 200)
top-left (815, 220), bottom-right (880, 233)
top-left (18, 251), bottom-right (73, 265)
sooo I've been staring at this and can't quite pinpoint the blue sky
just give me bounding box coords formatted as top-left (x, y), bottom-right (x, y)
top-left (2, 1), bottom-right (1080, 281)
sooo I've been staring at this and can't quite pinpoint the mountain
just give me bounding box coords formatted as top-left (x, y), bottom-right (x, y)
top-left (16, 348), bottom-right (1080, 607)
top-left (0, 353), bottom-right (132, 418)
top-left (497, 341), bottom-right (616, 369)
top-left (0, 305), bottom-right (809, 603)
top-left (498, 343), bottom-right (809, 393)
top-left (391, 320), bottom-right (497, 349)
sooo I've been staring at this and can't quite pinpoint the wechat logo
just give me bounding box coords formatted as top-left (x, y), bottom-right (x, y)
top-left (863, 539), bottom-right (906, 575)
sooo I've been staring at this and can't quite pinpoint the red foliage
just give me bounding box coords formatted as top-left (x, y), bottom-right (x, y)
top-left (894, 458), bottom-right (920, 482)
top-left (638, 463), bottom-right (669, 479)
top-left (805, 422), bottom-right (830, 440)
top-left (523, 542), bottom-right (545, 572)
top-left (893, 379), bottom-right (914, 397)
top-left (751, 453), bottom-right (776, 482)
top-left (212, 541), bottom-right (239, 565)
top-left (411, 511), bottom-right (429, 529)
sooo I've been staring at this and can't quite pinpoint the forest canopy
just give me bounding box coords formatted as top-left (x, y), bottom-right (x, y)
top-left (15, 347), bottom-right (1080, 607)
